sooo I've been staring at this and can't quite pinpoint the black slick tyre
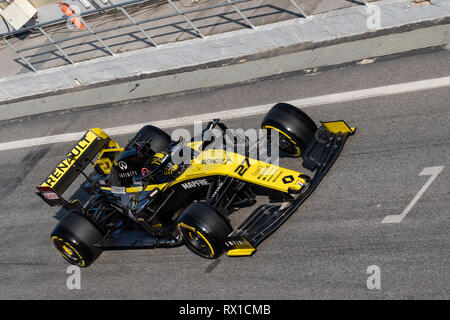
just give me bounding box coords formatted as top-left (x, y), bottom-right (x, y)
top-left (178, 203), bottom-right (232, 259)
top-left (262, 103), bottom-right (317, 157)
top-left (125, 125), bottom-right (171, 152)
top-left (51, 211), bottom-right (104, 267)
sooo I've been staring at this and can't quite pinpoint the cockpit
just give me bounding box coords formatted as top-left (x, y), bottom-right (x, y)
top-left (108, 125), bottom-right (184, 188)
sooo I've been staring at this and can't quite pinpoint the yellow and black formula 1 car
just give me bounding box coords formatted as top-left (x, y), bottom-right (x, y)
top-left (36, 103), bottom-right (355, 267)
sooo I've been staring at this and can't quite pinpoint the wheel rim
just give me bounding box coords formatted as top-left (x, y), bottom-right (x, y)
top-left (278, 131), bottom-right (301, 156)
top-left (187, 231), bottom-right (210, 256)
top-left (264, 126), bottom-right (301, 156)
top-left (52, 236), bottom-right (86, 267)
top-left (178, 223), bottom-right (214, 258)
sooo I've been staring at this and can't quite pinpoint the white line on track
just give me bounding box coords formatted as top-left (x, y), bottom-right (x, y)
top-left (1, 76), bottom-right (450, 152)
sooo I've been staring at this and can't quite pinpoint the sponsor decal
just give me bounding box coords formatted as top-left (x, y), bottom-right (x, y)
top-left (111, 186), bottom-right (126, 194)
top-left (43, 192), bottom-right (59, 200)
top-left (43, 131), bottom-right (95, 188)
top-left (209, 180), bottom-right (224, 199)
top-left (118, 161), bottom-right (128, 170)
top-left (282, 175), bottom-right (295, 184)
top-left (118, 171), bottom-right (137, 178)
top-left (181, 179), bottom-right (210, 190)
top-left (255, 165), bottom-right (278, 181)
top-left (225, 239), bottom-right (250, 247)
top-left (272, 170), bottom-right (283, 183)
top-left (200, 156), bottom-right (233, 165)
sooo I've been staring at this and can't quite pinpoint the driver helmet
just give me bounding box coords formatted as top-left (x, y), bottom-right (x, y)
top-left (143, 152), bottom-right (179, 176)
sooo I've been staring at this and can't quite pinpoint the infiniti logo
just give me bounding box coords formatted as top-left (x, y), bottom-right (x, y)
top-left (118, 161), bottom-right (128, 170)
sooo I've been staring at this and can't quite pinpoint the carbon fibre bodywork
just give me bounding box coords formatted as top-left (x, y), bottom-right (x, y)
top-left (36, 115), bottom-right (355, 263)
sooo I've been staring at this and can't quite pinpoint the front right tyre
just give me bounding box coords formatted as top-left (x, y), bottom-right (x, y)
top-left (178, 203), bottom-right (232, 259)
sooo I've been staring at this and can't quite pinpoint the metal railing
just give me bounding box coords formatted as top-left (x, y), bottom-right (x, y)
top-left (0, 0), bottom-right (369, 73)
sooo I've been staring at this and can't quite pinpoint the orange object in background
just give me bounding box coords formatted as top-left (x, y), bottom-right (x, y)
top-left (57, 2), bottom-right (85, 30)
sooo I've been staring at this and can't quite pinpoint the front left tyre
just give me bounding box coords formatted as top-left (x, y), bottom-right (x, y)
top-left (51, 211), bottom-right (104, 267)
top-left (262, 102), bottom-right (317, 157)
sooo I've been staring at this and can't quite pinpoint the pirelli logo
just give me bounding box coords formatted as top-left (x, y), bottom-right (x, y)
top-left (41, 130), bottom-right (100, 194)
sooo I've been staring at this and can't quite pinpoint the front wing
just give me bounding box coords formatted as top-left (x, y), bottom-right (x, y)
top-left (225, 121), bottom-right (356, 256)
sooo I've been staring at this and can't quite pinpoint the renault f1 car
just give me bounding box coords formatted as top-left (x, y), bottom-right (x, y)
top-left (36, 103), bottom-right (355, 267)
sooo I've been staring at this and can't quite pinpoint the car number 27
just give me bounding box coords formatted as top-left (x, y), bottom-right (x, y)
top-left (235, 158), bottom-right (251, 177)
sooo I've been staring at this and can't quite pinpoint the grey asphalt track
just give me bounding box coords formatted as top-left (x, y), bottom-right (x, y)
top-left (0, 49), bottom-right (449, 299)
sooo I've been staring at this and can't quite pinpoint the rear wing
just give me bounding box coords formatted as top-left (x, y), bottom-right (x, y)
top-left (36, 128), bottom-right (122, 208)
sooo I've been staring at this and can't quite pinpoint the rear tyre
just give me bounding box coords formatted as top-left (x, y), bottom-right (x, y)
top-left (51, 211), bottom-right (104, 268)
top-left (262, 103), bottom-right (317, 157)
top-left (178, 203), bottom-right (232, 259)
top-left (126, 125), bottom-right (171, 152)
